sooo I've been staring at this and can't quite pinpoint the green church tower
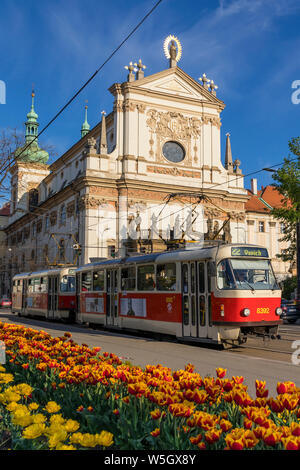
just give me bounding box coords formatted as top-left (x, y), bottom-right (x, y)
top-left (15, 90), bottom-right (49, 164)
top-left (81, 103), bottom-right (90, 138)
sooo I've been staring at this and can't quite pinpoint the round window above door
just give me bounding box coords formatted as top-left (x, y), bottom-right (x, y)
top-left (162, 141), bottom-right (185, 163)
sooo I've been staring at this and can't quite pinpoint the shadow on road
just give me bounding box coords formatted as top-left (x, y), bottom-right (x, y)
top-left (0, 310), bottom-right (222, 351)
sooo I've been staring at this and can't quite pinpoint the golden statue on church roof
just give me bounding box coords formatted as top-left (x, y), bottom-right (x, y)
top-left (163, 35), bottom-right (182, 67)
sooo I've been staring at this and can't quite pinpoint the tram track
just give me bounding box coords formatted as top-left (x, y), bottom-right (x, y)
top-left (236, 342), bottom-right (293, 356)
top-left (228, 325), bottom-right (300, 362)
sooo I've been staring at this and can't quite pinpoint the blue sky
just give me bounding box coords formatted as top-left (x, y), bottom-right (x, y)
top-left (1, 0), bottom-right (300, 193)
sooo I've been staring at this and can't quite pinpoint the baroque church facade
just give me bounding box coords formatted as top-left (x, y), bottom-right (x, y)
top-left (2, 36), bottom-right (290, 292)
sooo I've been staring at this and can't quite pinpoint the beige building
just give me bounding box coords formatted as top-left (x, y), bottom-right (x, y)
top-left (3, 36), bottom-right (290, 283)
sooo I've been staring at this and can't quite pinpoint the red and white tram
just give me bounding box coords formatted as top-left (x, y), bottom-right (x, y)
top-left (12, 267), bottom-right (76, 322)
top-left (75, 244), bottom-right (282, 346)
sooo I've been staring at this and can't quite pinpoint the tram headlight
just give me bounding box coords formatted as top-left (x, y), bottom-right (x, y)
top-left (275, 307), bottom-right (283, 316)
top-left (220, 304), bottom-right (225, 317)
top-left (241, 308), bottom-right (251, 317)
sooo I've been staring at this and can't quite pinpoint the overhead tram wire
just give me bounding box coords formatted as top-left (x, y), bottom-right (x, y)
top-left (151, 155), bottom-right (300, 227)
top-left (0, 0), bottom-right (164, 185)
top-left (3, 153), bottom-right (298, 230)
top-left (172, 155), bottom-right (300, 198)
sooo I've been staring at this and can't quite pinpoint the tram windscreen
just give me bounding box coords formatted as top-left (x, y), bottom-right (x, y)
top-left (217, 258), bottom-right (278, 291)
top-left (60, 275), bottom-right (76, 293)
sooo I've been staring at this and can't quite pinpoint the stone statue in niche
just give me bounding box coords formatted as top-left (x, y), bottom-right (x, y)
top-left (223, 221), bottom-right (232, 243)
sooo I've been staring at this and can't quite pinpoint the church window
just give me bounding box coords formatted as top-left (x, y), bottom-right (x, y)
top-left (12, 189), bottom-right (17, 212)
top-left (45, 215), bottom-right (50, 231)
top-left (32, 223), bottom-right (37, 238)
top-left (58, 239), bottom-right (65, 261)
top-left (162, 141), bottom-right (185, 163)
top-left (28, 188), bottom-right (38, 211)
top-left (60, 205), bottom-right (66, 225)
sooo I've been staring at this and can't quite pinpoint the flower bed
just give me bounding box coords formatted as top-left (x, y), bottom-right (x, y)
top-left (0, 322), bottom-right (300, 450)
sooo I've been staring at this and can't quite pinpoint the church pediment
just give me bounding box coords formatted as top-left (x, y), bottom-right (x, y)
top-left (123, 67), bottom-right (225, 109)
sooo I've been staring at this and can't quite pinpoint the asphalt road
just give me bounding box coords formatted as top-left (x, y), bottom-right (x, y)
top-left (1, 309), bottom-right (300, 398)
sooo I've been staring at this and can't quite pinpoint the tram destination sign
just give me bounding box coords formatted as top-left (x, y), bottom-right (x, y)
top-left (231, 247), bottom-right (269, 258)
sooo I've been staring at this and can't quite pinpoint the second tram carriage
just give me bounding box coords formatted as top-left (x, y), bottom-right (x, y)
top-left (12, 267), bottom-right (76, 321)
top-left (11, 244), bottom-right (283, 346)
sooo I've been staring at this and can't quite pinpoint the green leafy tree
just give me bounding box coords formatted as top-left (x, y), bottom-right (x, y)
top-left (271, 138), bottom-right (300, 297)
top-left (271, 139), bottom-right (300, 261)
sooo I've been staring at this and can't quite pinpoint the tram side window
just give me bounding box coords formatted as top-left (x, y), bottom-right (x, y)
top-left (60, 275), bottom-right (75, 293)
top-left (121, 267), bottom-right (136, 291)
top-left (182, 264), bottom-right (188, 294)
top-left (137, 265), bottom-right (155, 291)
top-left (28, 279), bottom-right (33, 294)
top-left (157, 263), bottom-right (176, 291)
top-left (81, 272), bottom-right (92, 292)
top-left (40, 277), bottom-right (47, 293)
top-left (17, 280), bottom-right (22, 293)
top-left (13, 281), bottom-right (17, 294)
top-left (33, 277), bottom-right (40, 293)
top-left (93, 270), bottom-right (104, 291)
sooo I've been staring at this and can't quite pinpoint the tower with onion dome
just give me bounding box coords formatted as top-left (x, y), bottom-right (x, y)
top-left (9, 90), bottom-right (50, 224)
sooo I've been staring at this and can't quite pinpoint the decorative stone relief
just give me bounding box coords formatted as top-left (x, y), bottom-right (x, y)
top-left (78, 195), bottom-right (102, 210)
top-left (146, 109), bottom-right (201, 140)
top-left (146, 109), bottom-right (202, 165)
top-left (229, 211), bottom-right (246, 222)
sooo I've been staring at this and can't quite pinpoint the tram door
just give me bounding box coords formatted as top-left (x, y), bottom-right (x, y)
top-left (106, 269), bottom-right (118, 326)
top-left (48, 276), bottom-right (58, 319)
top-left (75, 273), bottom-right (80, 319)
top-left (181, 261), bottom-right (212, 339)
top-left (197, 261), bottom-right (210, 339)
top-left (22, 279), bottom-right (27, 314)
top-left (182, 262), bottom-right (197, 337)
